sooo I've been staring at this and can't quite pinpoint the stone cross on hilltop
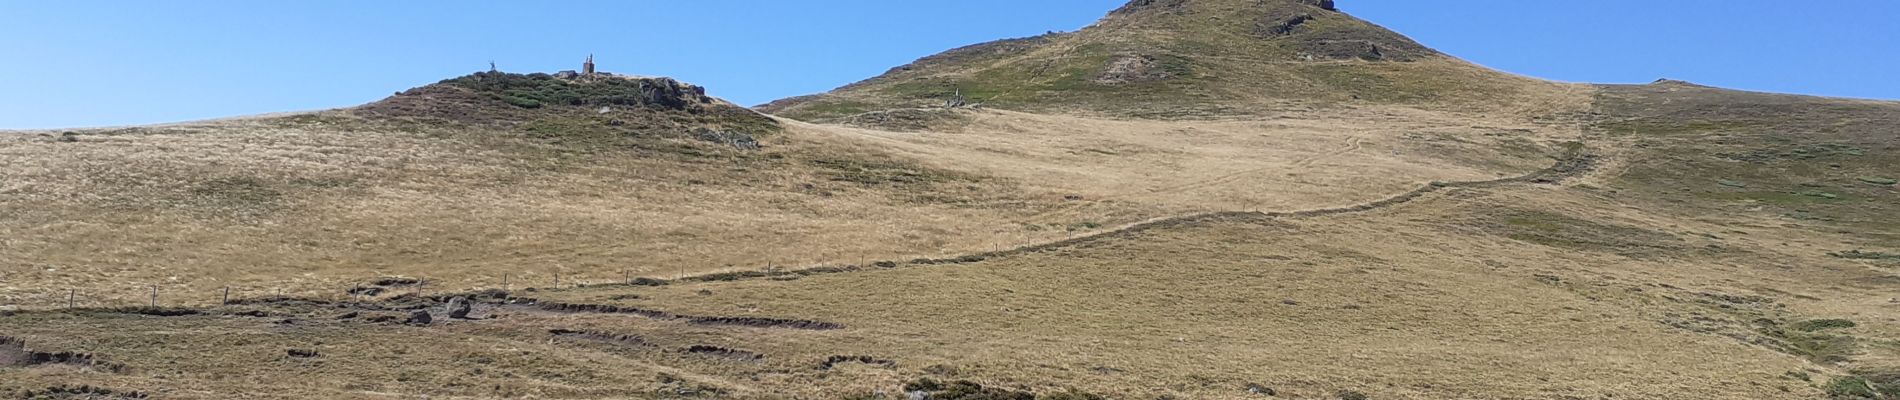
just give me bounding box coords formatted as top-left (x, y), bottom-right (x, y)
top-left (583, 54), bottom-right (596, 75)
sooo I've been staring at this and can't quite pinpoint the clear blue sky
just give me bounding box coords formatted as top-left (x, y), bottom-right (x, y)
top-left (2, 1), bottom-right (1896, 129)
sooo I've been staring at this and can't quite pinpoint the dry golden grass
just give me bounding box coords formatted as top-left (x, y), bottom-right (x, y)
top-left (5, 172), bottom-right (1889, 399)
top-left (0, 94), bottom-right (1582, 311)
top-left (4, 2), bottom-right (1897, 395)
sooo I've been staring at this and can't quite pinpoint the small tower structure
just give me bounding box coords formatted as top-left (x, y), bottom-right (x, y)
top-left (582, 54), bottom-right (596, 75)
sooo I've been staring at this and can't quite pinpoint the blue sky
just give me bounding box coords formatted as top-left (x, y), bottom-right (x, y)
top-left (2, 0), bottom-right (1896, 129)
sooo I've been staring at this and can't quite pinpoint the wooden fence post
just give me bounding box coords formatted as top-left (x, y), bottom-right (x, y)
top-left (222, 287), bottom-right (230, 305)
top-left (150, 285), bottom-right (158, 308)
top-left (67, 289), bottom-right (75, 309)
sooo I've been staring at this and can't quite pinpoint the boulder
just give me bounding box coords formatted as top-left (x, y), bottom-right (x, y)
top-left (446, 296), bottom-right (472, 319)
top-left (1301, 0), bottom-right (1337, 11)
top-left (1246, 383), bottom-right (1276, 396)
top-left (406, 310), bottom-right (433, 325)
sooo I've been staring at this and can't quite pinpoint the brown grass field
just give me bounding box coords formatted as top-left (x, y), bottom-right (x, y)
top-left (5, 0), bottom-right (1900, 399)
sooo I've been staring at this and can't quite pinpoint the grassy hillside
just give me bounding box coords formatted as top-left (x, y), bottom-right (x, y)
top-left (5, 1), bottom-right (1900, 399)
top-left (759, 0), bottom-right (1571, 121)
top-left (0, 71), bottom-right (1573, 310)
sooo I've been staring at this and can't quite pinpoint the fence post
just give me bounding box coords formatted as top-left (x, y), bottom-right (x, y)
top-left (502, 273), bottom-right (509, 291)
top-left (222, 287), bottom-right (230, 305)
top-left (150, 285), bottom-right (158, 308)
top-left (67, 289), bottom-right (75, 309)
top-left (554, 272), bottom-right (561, 287)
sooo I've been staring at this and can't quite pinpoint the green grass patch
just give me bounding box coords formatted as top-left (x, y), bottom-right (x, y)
top-left (1596, 119), bottom-right (1763, 137)
top-left (807, 156), bottom-right (978, 188)
top-left (1703, 190), bottom-right (1847, 205)
top-left (1794, 319), bottom-right (1858, 332)
top-left (1825, 375), bottom-right (1900, 399)
top-left (1860, 177), bottom-right (1898, 185)
top-left (1831, 250), bottom-right (1900, 261)
top-left (1495, 210), bottom-right (1677, 253)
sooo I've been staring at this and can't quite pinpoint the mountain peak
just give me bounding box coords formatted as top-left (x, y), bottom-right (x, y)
top-left (355, 71), bottom-right (777, 135)
top-left (760, 0), bottom-right (1556, 121)
top-left (1111, 0), bottom-right (1335, 16)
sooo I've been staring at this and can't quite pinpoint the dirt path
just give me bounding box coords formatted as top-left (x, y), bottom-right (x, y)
top-left (641, 147), bottom-right (1599, 285)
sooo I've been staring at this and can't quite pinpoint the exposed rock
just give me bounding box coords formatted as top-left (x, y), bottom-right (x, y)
top-left (1261, 13), bottom-right (1314, 36)
top-left (1096, 54), bottom-right (1175, 84)
top-left (820, 355), bottom-right (896, 370)
top-left (0, 337), bottom-right (28, 366)
top-left (691, 128), bottom-right (761, 150)
top-left (1301, 0), bottom-right (1337, 11)
top-left (1246, 383), bottom-right (1276, 396)
top-left (1, 336), bottom-right (125, 372)
top-left (1299, 40), bottom-right (1388, 61)
top-left (20, 385), bottom-right (148, 399)
top-left (445, 296), bottom-right (472, 319)
top-left (1111, 0), bottom-right (1188, 15)
top-left (405, 310), bottom-right (432, 325)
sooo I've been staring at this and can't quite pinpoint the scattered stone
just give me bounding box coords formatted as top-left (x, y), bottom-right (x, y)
top-left (406, 310), bottom-right (433, 325)
top-left (819, 355), bottom-right (896, 370)
top-left (1261, 13), bottom-right (1315, 36)
top-left (1281, 299), bottom-right (1300, 306)
top-left (334, 311), bottom-right (359, 320)
top-left (1246, 382), bottom-right (1276, 396)
top-left (1096, 54), bottom-right (1174, 84)
top-left (21, 385), bottom-right (147, 399)
top-left (446, 296), bottom-right (472, 319)
top-left (691, 128), bottom-right (761, 150)
top-left (697, 289), bottom-right (714, 296)
top-left (1301, 0), bottom-right (1337, 11)
top-left (286, 348), bottom-right (321, 359)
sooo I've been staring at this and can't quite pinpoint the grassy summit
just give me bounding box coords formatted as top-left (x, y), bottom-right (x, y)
top-left (359, 71), bottom-right (778, 136)
top-left (759, 0), bottom-right (1566, 121)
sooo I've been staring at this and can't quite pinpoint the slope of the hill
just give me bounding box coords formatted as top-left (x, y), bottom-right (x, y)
top-left (760, 0), bottom-right (1570, 121)
top-left (8, 1), bottom-right (1898, 398)
top-left (5, 84), bottom-right (1896, 399)
top-left (0, 68), bottom-right (1577, 308)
